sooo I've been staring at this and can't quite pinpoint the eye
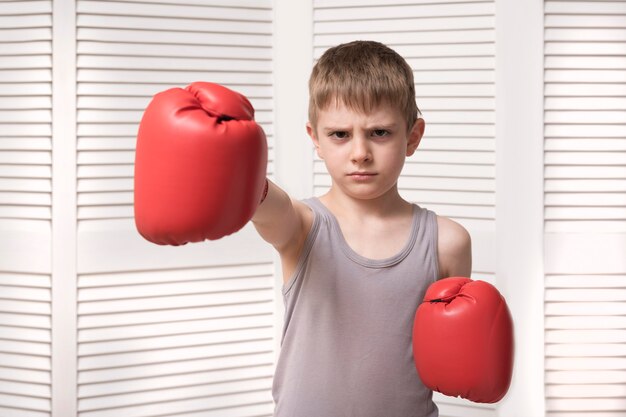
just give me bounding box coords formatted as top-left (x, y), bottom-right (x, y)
top-left (330, 131), bottom-right (349, 140)
top-left (372, 129), bottom-right (390, 138)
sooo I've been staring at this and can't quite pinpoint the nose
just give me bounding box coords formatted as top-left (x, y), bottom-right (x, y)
top-left (350, 135), bottom-right (371, 164)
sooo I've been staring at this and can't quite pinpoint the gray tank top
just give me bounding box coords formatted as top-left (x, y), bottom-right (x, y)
top-left (272, 197), bottom-right (440, 417)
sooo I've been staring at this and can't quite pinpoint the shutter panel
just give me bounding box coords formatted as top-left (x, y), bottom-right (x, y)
top-left (0, 1), bottom-right (53, 416)
top-left (544, 1), bottom-right (626, 234)
top-left (313, 1), bottom-right (496, 416)
top-left (0, 1), bottom-right (52, 224)
top-left (75, 1), bottom-right (275, 416)
top-left (544, 1), bottom-right (626, 416)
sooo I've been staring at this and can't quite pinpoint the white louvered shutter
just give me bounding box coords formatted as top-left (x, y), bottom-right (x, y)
top-left (312, 1), bottom-right (497, 416)
top-left (0, 1), bottom-right (53, 416)
top-left (544, 1), bottom-right (626, 416)
top-left (74, 1), bottom-right (276, 416)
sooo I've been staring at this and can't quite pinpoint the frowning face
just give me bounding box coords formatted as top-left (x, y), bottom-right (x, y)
top-left (307, 101), bottom-right (423, 202)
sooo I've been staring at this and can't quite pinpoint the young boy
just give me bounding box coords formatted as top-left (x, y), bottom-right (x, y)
top-left (252, 40), bottom-right (472, 417)
top-left (134, 38), bottom-right (474, 416)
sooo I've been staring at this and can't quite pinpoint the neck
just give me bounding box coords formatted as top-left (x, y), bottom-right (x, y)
top-left (321, 184), bottom-right (411, 220)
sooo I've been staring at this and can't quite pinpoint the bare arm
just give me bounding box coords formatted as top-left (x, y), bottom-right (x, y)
top-left (252, 180), bottom-right (312, 280)
top-left (436, 216), bottom-right (472, 279)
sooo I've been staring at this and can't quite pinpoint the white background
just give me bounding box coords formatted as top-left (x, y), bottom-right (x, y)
top-left (0, 1), bottom-right (625, 416)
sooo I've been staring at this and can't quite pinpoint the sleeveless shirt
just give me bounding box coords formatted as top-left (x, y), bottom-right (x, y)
top-left (272, 197), bottom-right (440, 417)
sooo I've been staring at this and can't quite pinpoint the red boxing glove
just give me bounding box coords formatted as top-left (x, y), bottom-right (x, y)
top-left (412, 277), bottom-right (514, 403)
top-left (134, 82), bottom-right (268, 245)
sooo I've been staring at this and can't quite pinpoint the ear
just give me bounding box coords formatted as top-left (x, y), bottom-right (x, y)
top-left (406, 117), bottom-right (425, 157)
top-left (307, 122), bottom-right (324, 160)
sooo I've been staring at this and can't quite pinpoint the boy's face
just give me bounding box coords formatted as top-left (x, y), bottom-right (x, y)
top-left (307, 100), bottom-right (424, 201)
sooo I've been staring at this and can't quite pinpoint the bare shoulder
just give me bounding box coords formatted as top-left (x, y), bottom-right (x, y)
top-left (291, 199), bottom-right (314, 239)
top-left (274, 198), bottom-right (313, 254)
top-left (436, 215), bottom-right (472, 279)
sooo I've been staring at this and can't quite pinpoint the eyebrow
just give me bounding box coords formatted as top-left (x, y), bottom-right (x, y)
top-left (367, 123), bottom-right (398, 130)
top-left (322, 123), bottom-right (398, 132)
top-left (323, 127), bottom-right (348, 134)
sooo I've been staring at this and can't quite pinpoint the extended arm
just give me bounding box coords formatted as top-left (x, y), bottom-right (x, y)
top-left (252, 181), bottom-right (313, 281)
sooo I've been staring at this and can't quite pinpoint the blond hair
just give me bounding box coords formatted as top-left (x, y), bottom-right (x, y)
top-left (308, 40), bottom-right (420, 133)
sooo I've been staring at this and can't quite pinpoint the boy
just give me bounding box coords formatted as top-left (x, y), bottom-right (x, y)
top-left (134, 40), bottom-right (472, 417)
top-left (252, 41), bottom-right (471, 416)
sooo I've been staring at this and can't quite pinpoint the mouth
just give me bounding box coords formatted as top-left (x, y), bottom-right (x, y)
top-left (348, 172), bottom-right (376, 176)
top-left (347, 172), bottom-right (377, 181)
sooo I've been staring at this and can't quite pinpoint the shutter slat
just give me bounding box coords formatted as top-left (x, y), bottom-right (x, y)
top-left (545, 41), bottom-right (626, 56)
top-left (77, 28), bottom-right (272, 47)
top-left (314, 2), bottom-right (494, 20)
top-left (78, 339), bottom-right (273, 371)
top-left (77, 55), bottom-right (272, 72)
top-left (78, 377), bottom-right (273, 413)
top-left (79, 302), bottom-right (273, 333)
top-left (78, 14), bottom-right (271, 34)
top-left (79, 315), bottom-right (272, 343)
top-left (315, 29), bottom-right (495, 47)
top-left (546, 328), bottom-right (626, 343)
top-left (546, 192), bottom-right (626, 207)
top-left (77, 41), bottom-right (271, 59)
top-left (78, 0), bottom-right (272, 21)
top-left (546, 1), bottom-right (626, 14)
top-left (0, 42), bottom-right (51, 62)
top-left (78, 354), bottom-right (272, 390)
top-left (316, 0), bottom-right (475, 6)
top-left (545, 28), bottom-right (626, 42)
top-left (545, 138), bottom-right (626, 150)
top-left (315, 16), bottom-right (494, 34)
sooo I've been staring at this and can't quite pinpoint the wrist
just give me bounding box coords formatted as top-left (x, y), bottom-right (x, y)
top-left (259, 178), bottom-right (269, 204)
